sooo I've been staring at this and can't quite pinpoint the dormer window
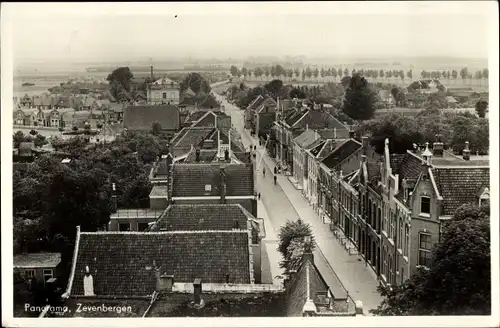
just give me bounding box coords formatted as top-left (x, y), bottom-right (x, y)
top-left (205, 184), bottom-right (212, 192)
top-left (478, 187), bottom-right (490, 206)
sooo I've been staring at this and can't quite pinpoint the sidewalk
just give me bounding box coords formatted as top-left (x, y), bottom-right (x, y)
top-left (261, 151), bottom-right (382, 313)
top-left (258, 198), bottom-right (284, 286)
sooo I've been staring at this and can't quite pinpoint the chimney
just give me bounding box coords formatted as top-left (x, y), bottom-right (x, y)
top-left (150, 66), bottom-right (154, 80)
top-left (111, 183), bottom-right (117, 213)
top-left (306, 124), bottom-right (309, 131)
top-left (155, 270), bottom-right (174, 293)
top-left (433, 134), bottom-right (444, 157)
top-left (349, 130), bottom-right (355, 139)
top-left (195, 148), bottom-right (201, 162)
top-left (463, 141), bottom-right (471, 160)
top-left (362, 136), bottom-right (369, 156)
top-left (220, 165), bottom-right (227, 203)
top-left (193, 278), bottom-right (202, 304)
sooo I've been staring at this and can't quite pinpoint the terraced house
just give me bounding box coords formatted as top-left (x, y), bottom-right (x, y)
top-left (332, 137), bottom-right (489, 287)
top-left (272, 105), bottom-right (351, 173)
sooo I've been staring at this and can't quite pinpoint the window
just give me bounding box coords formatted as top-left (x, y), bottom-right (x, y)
top-left (205, 184), bottom-right (212, 192)
top-left (420, 196), bottom-right (431, 214)
top-left (119, 223), bottom-right (130, 231)
top-left (418, 233), bottom-right (432, 268)
top-left (404, 224), bottom-right (410, 257)
top-left (377, 208), bottom-right (381, 234)
top-left (251, 229), bottom-right (259, 245)
top-left (138, 223), bottom-right (149, 231)
top-left (25, 270), bottom-right (35, 279)
top-left (398, 217), bottom-right (403, 249)
top-left (43, 269), bottom-right (53, 282)
top-left (162, 92), bottom-right (167, 99)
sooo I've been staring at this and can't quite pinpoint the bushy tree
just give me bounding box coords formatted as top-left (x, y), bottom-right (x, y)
top-left (151, 121), bottom-right (163, 136)
top-left (278, 219), bottom-right (316, 276)
top-left (342, 74), bottom-right (378, 121)
top-left (230, 65), bottom-right (239, 77)
top-left (264, 79), bottom-right (284, 99)
top-left (107, 67), bottom-right (134, 98)
top-left (372, 204), bottom-right (490, 316)
top-left (475, 100), bottom-right (488, 118)
top-left (289, 88), bottom-right (306, 99)
top-left (180, 72), bottom-right (211, 94)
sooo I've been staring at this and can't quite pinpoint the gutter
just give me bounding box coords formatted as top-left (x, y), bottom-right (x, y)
top-left (62, 226), bottom-right (81, 299)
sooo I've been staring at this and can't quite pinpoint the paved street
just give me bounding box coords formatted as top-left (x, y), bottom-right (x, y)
top-left (213, 92), bottom-right (383, 314)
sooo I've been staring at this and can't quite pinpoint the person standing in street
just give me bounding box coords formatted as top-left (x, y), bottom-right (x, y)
top-left (263, 168), bottom-right (266, 177)
top-left (274, 175), bottom-right (277, 185)
top-left (258, 192), bottom-right (261, 200)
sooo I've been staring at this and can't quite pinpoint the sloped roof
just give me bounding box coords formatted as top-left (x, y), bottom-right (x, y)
top-left (69, 231), bottom-right (252, 297)
top-left (153, 77), bottom-right (179, 87)
top-left (123, 105), bottom-right (180, 131)
top-left (322, 139), bottom-right (362, 169)
top-left (150, 204), bottom-right (253, 231)
top-left (294, 129), bottom-right (321, 149)
top-left (14, 252), bottom-right (62, 269)
top-left (172, 163), bottom-right (254, 197)
top-left (171, 127), bottom-right (216, 149)
top-left (184, 149), bottom-right (218, 163)
top-left (433, 167), bottom-right (490, 216)
top-left (247, 95), bottom-right (265, 110)
top-left (183, 88), bottom-right (196, 97)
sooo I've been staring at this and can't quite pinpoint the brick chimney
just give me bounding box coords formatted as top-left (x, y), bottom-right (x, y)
top-left (150, 66), bottom-right (154, 80)
top-left (349, 130), bottom-right (355, 139)
top-left (362, 136), bottom-right (369, 156)
top-left (355, 300), bottom-right (364, 316)
top-left (155, 270), bottom-right (174, 293)
top-left (463, 141), bottom-right (471, 160)
top-left (111, 183), bottom-right (117, 213)
top-left (220, 165), bottom-right (227, 203)
top-left (193, 278), bottom-right (202, 305)
top-left (433, 134), bottom-right (444, 157)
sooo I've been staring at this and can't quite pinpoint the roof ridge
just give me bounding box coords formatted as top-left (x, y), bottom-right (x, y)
top-left (80, 230), bottom-right (249, 235)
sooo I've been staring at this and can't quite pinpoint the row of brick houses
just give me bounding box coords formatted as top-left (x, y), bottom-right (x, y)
top-left (312, 136), bottom-right (489, 287)
top-left (57, 102), bottom-right (361, 316)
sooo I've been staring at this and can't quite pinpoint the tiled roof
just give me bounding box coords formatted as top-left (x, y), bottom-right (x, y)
top-left (14, 252), bottom-right (62, 268)
top-left (247, 95), bottom-right (264, 110)
top-left (233, 152), bottom-right (252, 163)
top-left (123, 105), bottom-right (180, 131)
top-left (394, 152), bottom-right (423, 181)
top-left (150, 204), bottom-right (252, 231)
top-left (185, 111), bottom-right (206, 123)
top-left (285, 109), bottom-right (308, 126)
top-left (287, 258), bottom-right (350, 316)
top-left (322, 139), bottom-right (362, 169)
top-left (172, 127), bottom-right (216, 149)
top-left (389, 154), bottom-right (406, 174)
top-left (306, 111), bottom-right (348, 130)
top-left (294, 129), bottom-right (321, 148)
top-left (310, 141), bottom-right (327, 157)
top-left (71, 231), bottom-right (252, 296)
top-left (184, 149), bottom-right (218, 163)
top-left (198, 96), bottom-right (220, 109)
top-left (433, 167), bottom-right (490, 216)
top-left (172, 163), bottom-right (254, 197)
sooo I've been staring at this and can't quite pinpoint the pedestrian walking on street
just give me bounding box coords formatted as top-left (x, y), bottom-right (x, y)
top-left (274, 175), bottom-right (277, 185)
top-left (254, 145), bottom-right (257, 151)
top-left (263, 168), bottom-right (266, 177)
top-left (274, 166), bottom-right (277, 174)
top-left (258, 192), bottom-right (261, 200)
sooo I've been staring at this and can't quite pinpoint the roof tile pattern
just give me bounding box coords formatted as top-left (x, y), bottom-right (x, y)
top-left (150, 204), bottom-right (251, 231)
top-left (322, 139), bottom-right (362, 169)
top-left (172, 163), bottom-right (254, 197)
top-left (123, 105), bottom-right (180, 131)
top-left (72, 232), bottom-right (251, 296)
top-left (433, 167), bottom-right (490, 215)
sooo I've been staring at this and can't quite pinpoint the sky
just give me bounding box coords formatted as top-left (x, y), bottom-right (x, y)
top-left (2, 2), bottom-right (497, 65)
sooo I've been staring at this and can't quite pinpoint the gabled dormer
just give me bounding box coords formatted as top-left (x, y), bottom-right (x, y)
top-left (477, 186), bottom-right (490, 206)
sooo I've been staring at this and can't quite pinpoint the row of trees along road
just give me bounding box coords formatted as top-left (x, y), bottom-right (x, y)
top-left (230, 65), bottom-right (489, 83)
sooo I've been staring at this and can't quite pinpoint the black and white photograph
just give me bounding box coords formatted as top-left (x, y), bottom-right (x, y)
top-left (1, 2), bottom-right (498, 327)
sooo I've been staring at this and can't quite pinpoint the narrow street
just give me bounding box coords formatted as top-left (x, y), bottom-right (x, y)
top-left (213, 92), bottom-right (382, 314)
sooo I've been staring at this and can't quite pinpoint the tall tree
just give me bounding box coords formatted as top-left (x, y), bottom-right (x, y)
top-left (372, 203), bottom-right (490, 316)
top-left (107, 67), bottom-right (134, 93)
top-left (379, 69), bottom-right (385, 79)
top-left (278, 219), bottom-right (316, 276)
top-left (342, 74), bottom-right (378, 121)
top-left (313, 68), bottom-right (319, 79)
top-left (343, 68), bottom-right (349, 76)
top-left (180, 72), bottom-right (211, 94)
top-left (482, 68), bottom-right (489, 79)
top-left (230, 65), bottom-right (239, 77)
top-left (460, 67), bottom-right (469, 80)
top-left (475, 100), bottom-right (488, 118)
top-left (305, 67), bottom-right (312, 79)
top-left (451, 70), bottom-right (458, 79)
top-left (294, 68), bottom-right (300, 79)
